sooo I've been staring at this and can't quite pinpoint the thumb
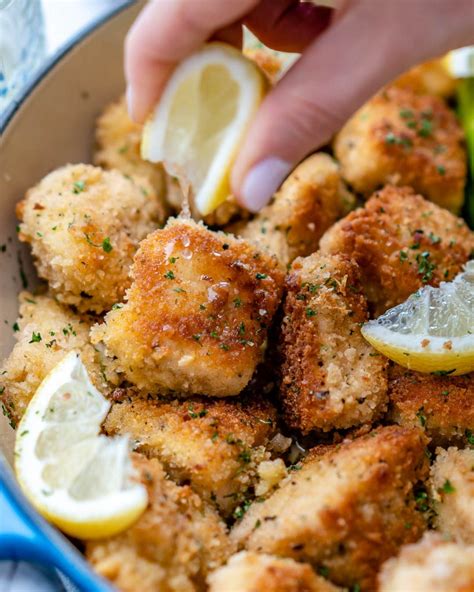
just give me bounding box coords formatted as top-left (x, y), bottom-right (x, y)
top-left (232, 0), bottom-right (472, 212)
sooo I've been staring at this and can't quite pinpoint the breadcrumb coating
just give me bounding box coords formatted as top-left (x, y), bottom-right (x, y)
top-left (230, 154), bottom-right (354, 267)
top-left (378, 533), bottom-right (474, 592)
top-left (320, 185), bottom-right (474, 314)
top-left (0, 292), bottom-right (117, 425)
top-left (94, 96), bottom-right (167, 204)
top-left (104, 394), bottom-right (277, 516)
top-left (86, 455), bottom-right (233, 592)
top-left (91, 218), bottom-right (284, 396)
top-left (16, 164), bottom-right (164, 312)
top-left (279, 252), bottom-right (387, 433)
top-left (387, 366), bottom-right (474, 447)
top-left (231, 426), bottom-right (429, 591)
top-left (430, 447), bottom-right (474, 544)
top-left (208, 551), bottom-right (341, 592)
top-left (334, 86), bottom-right (466, 212)
top-left (393, 59), bottom-right (457, 99)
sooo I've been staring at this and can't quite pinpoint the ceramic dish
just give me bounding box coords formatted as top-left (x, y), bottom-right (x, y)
top-left (0, 2), bottom-right (140, 588)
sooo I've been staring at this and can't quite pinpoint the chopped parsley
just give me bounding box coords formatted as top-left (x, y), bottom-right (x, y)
top-left (416, 251), bottom-right (436, 282)
top-left (164, 270), bottom-right (175, 280)
top-left (29, 331), bottom-right (42, 343)
top-left (305, 308), bottom-right (317, 318)
top-left (233, 297), bottom-right (242, 308)
top-left (436, 165), bottom-right (446, 175)
top-left (418, 118), bottom-right (433, 137)
top-left (255, 273), bottom-right (267, 280)
top-left (439, 479), bottom-right (456, 494)
top-left (416, 406), bottom-right (426, 427)
top-left (101, 237), bottom-right (113, 253)
top-left (72, 180), bottom-right (86, 194)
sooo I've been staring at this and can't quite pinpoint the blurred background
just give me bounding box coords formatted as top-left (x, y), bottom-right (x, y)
top-left (0, 0), bottom-right (129, 115)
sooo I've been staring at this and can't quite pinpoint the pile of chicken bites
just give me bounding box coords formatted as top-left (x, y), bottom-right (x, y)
top-left (2, 54), bottom-right (474, 592)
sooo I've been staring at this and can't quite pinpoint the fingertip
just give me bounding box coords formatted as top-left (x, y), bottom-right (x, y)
top-left (233, 157), bottom-right (292, 213)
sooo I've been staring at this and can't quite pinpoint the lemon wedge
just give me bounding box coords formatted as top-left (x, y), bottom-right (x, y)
top-left (141, 42), bottom-right (267, 216)
top-left (14, 351), bottom-right (147, 539)
top-left (362, 262), bottom-right (474, 375)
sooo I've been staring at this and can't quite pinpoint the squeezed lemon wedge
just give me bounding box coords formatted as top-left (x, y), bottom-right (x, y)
top-left (14, 351), bottom-right (147, 539)
top-left (141, 42), bottom-right (267, 216)
top-left (362, 262), bottom-right (474, 375)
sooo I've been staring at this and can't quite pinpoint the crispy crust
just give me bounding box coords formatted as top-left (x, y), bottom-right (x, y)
top-left (378, 533), bottom-right (474, 592)
top-left (393, 59), bottom-right (458, 99)
top-left (208, 551), bottom-right (341, 592)
top-left (231, 426), bottom-right (429, 591)
top-left (320, 185), bottom-right (474, 314)
top-left (333, 86), bottom-right (466, 212)
top-left (231, 154), bottom-right (354, 266)
top-left (16, 164), bottom-right (164, 312)
top-left (429, 447), bottom-right (474, 544)
top-left (0, 292), bottom-right (118, 424)
top-left (279, 252), bottom-right (387, 433)
top-left (94, 96), bottom-right (167, 203)
top-left (91, 218), bottom-right (285, 396)
top-left (86, 455), bottom-right (233, 592)
top-left (104, 394), bottom-right (277, 516)
top-left (387, 366), bottom-right (474, 447)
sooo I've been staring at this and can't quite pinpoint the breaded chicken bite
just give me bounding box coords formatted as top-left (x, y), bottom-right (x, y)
top-left (208, 551), bottom-right (341, 592)
top-left (430, 447), bottom-right (474, 544)
top-left (230, 154), bottom-right (354, 267)
top-left (378, 533), bottom-right (474, 592)
top-left (92, 218), bottom-right (284, 396)
top-left (86, 455), bottom-right (233, 592)
top-left (0, 292), bottom-right (118, 425)
top-left (334, 86), bottom-right (466, 212)
top-left (94, 96), bottom-right (167, 204)
top-left (388, 366), bottom-right (474, 447)
top-left (320, 186), bottom-right (474, 314)
top-left (17, 164), bottom-right (164, 313)
top-left (104, 394), bottom-right (277, 516)
top-left (231, 426), bottom-right (429, 591)
top-left (393, 58), bottom-right (457, 99)
top-left (279, 252), bottom-right (387, 433)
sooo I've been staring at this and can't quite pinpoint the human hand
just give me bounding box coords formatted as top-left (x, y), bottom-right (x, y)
top-left (125, 0), bottom-right (474, 212)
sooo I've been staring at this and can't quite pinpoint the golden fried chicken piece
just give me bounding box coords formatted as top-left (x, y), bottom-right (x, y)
top-left (320, 185), bottom-right (474, 314)
top-left (231, 426), bottom-right (429, 591)
top-left (91, 218), bottom-right (284, 396)
top-left (86, 455), bottom-right (233, 592)
top-left (208, 551), bottom-right (341, 592)
top-left (104, 394), bottom-right (277, 516)
top-left (229, 154), bottom-right (354, 267)
top-left (0, 292), bottom-right (118, 424)
top-left (393, 58), bottom-right (457, 99)
top-left (387, 366), bottom-right (474, 447)
top-left (378, 533), bottom-right (474, 592)
top-left (94, 96), bottom-right (167, 204)
top-left (279, 252), bottom-right (387, 433)
top-left (429, 447), bottom-right (474, 544)
top-left (16, 164), bottom-right (164, 313)
top-left (334, 86), bottom-right (466, 212)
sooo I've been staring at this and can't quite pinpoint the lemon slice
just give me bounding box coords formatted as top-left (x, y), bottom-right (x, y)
top-left (362, 262), bottom-right (474, 375)
top-left (443, 46), bottom-right (474, 78)
top-left (14, 351), bottom-right (147, 539)
top-left (141, 42), bottom-right (267, 216)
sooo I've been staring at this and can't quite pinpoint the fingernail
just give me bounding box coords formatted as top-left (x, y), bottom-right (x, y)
top-left (126, 85), bottom-right (135, 120)
top-left (240, 158), bottom-right (292, 213)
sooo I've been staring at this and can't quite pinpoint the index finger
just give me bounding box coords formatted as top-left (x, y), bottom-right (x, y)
top-left (125, 0), bottom-right (259, 122)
